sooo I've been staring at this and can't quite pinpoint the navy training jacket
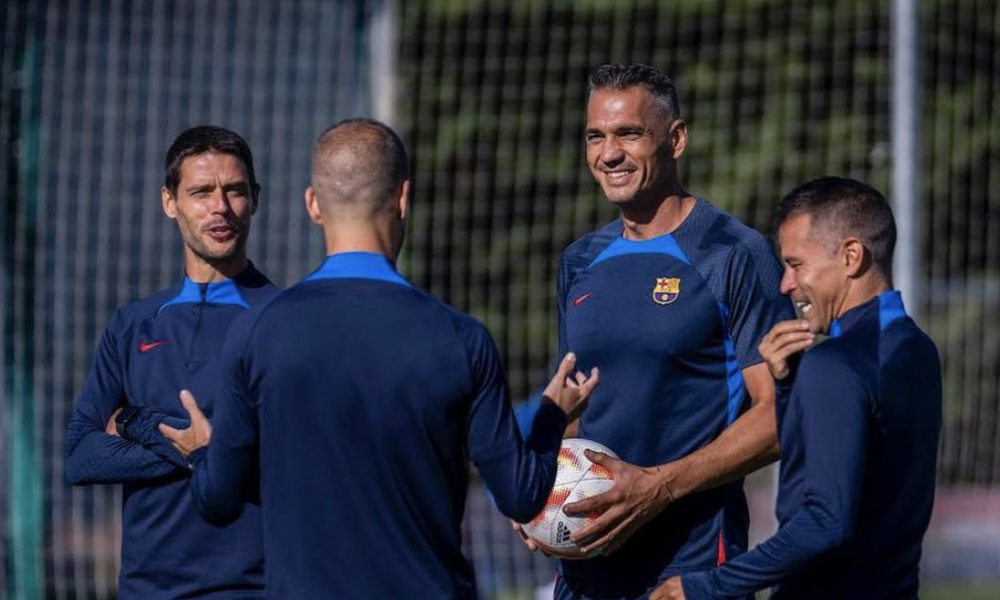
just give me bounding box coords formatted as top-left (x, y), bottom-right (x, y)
top-left (65, 262), bottom-right (278, 599)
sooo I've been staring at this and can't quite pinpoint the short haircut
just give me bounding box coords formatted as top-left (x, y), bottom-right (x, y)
top-left (164, 126), bottom-right (259, 197)
top-left (311, 118), bottom-right (409, 216)
top-left (588, 63), bottom-right (681, 120)
top-left (773, 177), bottom-right (897, 276)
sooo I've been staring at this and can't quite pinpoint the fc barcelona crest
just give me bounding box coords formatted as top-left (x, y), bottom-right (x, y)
top-left (653, 277), bottom-right (681, 305)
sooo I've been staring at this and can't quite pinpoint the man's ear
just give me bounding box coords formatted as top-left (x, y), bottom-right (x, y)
top-left (162, 186), bottom-right (177, 219)
top-left (250, 184), bottom-right (261, 215)
top-left (669, 119), bottom-right (688, 160)
top-left (842, 237), bottom-right (868, 278)
top-left (397, 180), bottom-right (411, 220)
top-left (304, 186), bottom-right (324, 225)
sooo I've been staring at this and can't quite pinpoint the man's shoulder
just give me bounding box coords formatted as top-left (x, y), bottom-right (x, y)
top-left (257, 277), bottom-right (492, 354)
top-left (113, 285), bottom-right (183, 323)
top-left (792, 339), bottom-right (879, 421)
top-left (682, 197), bottom-right (774, 261)
top-left (88, 286), bottom-right (182, 345)
top-left (562, 218), bottom-right (621, 267)
top-left (235, 261), bottom-right (281, 306)
top-left (797, 337), bottom-right (871, 392)
top-left (882, 316), bottom-right (937, 355)
top-left (266, 276), bottom-right (477, 328)
top-left (383, 285), bottom-right (493, 346)
top-left (801, 336), bottom-right (852, 364)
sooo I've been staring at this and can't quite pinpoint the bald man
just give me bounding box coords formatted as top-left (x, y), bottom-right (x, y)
top-left (161, 118), bottom-right (598, 599)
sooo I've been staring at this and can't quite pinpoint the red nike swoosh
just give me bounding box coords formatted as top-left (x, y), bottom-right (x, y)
top-left (139, 340), bottom-right (169, 353)
top-left (573, 292), bottom-right (594, 306)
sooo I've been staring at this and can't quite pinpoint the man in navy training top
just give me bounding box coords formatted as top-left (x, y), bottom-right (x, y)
top-left (159, 118), bottom-right (600, 599)
top-left (517, 63), bottom-right (796, 600)
top-left (65, 126), bottom-right (278, 598)
top-left (655, 177), bottom-right (942, 599)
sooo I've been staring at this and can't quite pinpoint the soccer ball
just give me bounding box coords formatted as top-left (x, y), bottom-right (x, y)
top-left (521, 438), bottom-right (617, 559)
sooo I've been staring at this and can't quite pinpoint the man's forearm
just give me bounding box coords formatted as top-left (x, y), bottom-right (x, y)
top-left (188, 444), bottom-right (252, 526)
top-left (658, 395), bottom-right (778, 500)
top-left (682, 495), bottom-right (851, 599)
top-left (119, 409), bottom-right (191, 468)
top-left (65, 421), bottom-right (186, 484)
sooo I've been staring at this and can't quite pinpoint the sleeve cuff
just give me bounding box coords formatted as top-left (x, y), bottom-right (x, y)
top-left (681, 570), bottom-right (718, 600)
top-left (120, 408), bottom-right (190, 469)
top-left (188, 446), bottom-right (209, 470)
top-left (526, 400), bottom-right (568, 453)
top-left (118, 407), bottom-right (166, 444)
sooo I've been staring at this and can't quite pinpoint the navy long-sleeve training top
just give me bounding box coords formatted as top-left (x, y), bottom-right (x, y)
top-left (65, 263), bottom-right (278, 599)
top-left (550, 198), bottom-right (794, 599)
top-left (683, 290), bottom-right (942, 599)
top-left (187, 252), bottom-right (568, 599)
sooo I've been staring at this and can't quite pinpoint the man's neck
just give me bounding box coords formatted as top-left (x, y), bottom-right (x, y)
top-left (184, 252), bottom-right (248, 283)
top-left (620, 193), bottom-right (696, 240)
top-left (323, 225), bottom-right (398, 261)
top-left (834, 274), bottom-right (893, 320)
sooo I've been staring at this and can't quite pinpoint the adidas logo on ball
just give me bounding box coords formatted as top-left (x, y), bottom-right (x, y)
top-left (556, 521), bottom-right (572, 544)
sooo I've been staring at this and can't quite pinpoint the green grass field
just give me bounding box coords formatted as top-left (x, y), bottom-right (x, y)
top-left (499, 582), bottom-right (1000, 600)
top-left (755, 582), bottom-right (1000, 599)
top-left (922, 583), bottom-right (1000, 600)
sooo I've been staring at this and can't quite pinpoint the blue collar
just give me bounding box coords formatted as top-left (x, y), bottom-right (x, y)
top-left (829, 290), bottom-right (907, 338)
top-left (304, 252), bottom-right (412, 288)
top-left (589, 232), bottom-right (693, 269)
top-left (158, 277), bottom-right (250, 313)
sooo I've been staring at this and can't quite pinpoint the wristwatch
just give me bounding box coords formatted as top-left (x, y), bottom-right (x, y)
top-left (115, 405), bottom-right (141, 439)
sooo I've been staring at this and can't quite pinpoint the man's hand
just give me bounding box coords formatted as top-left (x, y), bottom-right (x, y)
top-left (158, 390), bottom-right (212, 458)
top-left (564, 450), bottom-right (675, 555)
top-left (649, 576), bottom-right (686, 600)
top-left (106, 408), bottom-right (122, 436)
top-left (511, 520), bottom-right (538, 551)
top-left (543, 352), bottom-right (599, 421)
top-left (758, 319), bottom-right (813, 380)
top-left (510, 520), bottom-right (552, 556)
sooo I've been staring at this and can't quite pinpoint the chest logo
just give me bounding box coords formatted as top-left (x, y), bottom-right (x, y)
top-left (138, 339), bottom-right (169, 353)
top-left (573, 292), bottom-right (594, 306)
top-left (652, 277), bottom-right (681, 305)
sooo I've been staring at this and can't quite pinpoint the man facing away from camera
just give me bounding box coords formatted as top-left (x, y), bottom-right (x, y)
top-left (65, 126), bottom-right (278, 598)
top-left (160, 118), bottom-right (600, 599)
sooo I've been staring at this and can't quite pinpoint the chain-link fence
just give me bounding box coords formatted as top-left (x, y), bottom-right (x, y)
top-left (3, 0), bottom-right (999, 598)
top-left (2, 0), bottom-right (372, 596)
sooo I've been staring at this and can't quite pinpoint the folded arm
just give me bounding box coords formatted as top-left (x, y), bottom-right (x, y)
top-left (65, 313), bottom-right (187, 484)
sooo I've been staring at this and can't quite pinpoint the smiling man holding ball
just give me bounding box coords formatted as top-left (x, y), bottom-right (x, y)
top-left (519, 63), bottom-right (797, 600)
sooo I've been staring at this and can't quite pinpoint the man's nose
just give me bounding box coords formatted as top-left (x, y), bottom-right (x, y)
top-left (208, 189), bottom-right (233, 214)
top-left (599, 137), bottom-right (626, 165)
top-left (779, 266), bottom-right (796, 296)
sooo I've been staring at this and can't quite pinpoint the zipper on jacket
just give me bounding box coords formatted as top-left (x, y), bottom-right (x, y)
top-left (186, 283), bottom-right (209, 366)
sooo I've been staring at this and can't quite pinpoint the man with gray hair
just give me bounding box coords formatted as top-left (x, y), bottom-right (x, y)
top-left (520, 63), bottom-right (795, 599)
top-left (162, 118), bottom-right (599, 598)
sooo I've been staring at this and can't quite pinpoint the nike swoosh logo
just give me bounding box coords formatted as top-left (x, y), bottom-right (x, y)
top-left (139, 340), bottom-right (169, 353)
top-left (573, 292), bottom-right (594, 306)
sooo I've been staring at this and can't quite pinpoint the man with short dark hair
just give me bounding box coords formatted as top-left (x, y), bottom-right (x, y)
top-left (657, 177), bottom-right (942, 599)
top-left (65, 126), bottom-right (277, 599)
top-left (161, 118), bottom-right (599, 599)
top-left (527, 63), bottom-right (795, 599)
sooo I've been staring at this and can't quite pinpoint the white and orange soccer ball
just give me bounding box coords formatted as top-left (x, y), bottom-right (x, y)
top-left (521, 438), bottom-right (617, 559)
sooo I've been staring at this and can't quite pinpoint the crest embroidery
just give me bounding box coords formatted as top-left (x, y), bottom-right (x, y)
top-left (652, 277), bottom-right (681, 305)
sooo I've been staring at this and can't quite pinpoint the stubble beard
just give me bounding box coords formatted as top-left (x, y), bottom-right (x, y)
top-left (183, 227), bottom-right (248, 267)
